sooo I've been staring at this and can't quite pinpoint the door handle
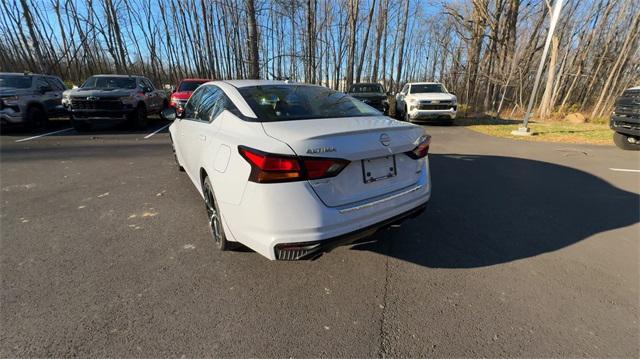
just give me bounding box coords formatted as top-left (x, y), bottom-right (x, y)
top-left (199, 134), bottom-right (206, 141)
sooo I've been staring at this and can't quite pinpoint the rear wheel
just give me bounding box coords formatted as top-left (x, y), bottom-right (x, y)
top-left (203, 177), bottom-right (230, 251)
top-left (613, 132), bottom-right (640, 151)
top-left (25, 106), bottom-right (47, 130)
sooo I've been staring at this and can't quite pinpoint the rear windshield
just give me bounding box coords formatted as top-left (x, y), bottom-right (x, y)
top-left (239, 85), bottom-right (381, 122)
top-left (0, 75), bottom-right (32, 89)
top-left (82, 76), bottom-right (137, 89)
top-left (410, 84), bottom-right (446, 93)
top-left (178, 81), bottom-right (207, 92)
top-left (349, 84), bottom-right (384, 93)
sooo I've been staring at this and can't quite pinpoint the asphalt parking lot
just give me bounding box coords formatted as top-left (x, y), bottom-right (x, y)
top-left (1, 120), bottom-right (638, 357)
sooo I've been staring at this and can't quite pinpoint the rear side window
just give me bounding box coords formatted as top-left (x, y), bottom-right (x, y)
top-left (239, 85), bottom-right (380, 122)
top-left (46, 77), bottom-right (66, 91)
top-left (196, 86), bottom-right (222, 122)
top-left (183, 87), bottom-right (206, 119)
top-left (142, 78), bottom-right (155, 90)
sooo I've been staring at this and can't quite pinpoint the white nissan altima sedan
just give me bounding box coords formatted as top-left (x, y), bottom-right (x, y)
top-left (163, 80), bottom-right (431, 260)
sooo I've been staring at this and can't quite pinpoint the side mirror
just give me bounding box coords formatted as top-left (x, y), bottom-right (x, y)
top-left (39, 85), bottom-right (52, 94)
top-left (161, 107), bottom-right (179, 121)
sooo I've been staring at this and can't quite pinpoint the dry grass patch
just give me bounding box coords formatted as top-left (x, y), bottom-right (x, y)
top-left (455, 117), bottom-right (613, 145)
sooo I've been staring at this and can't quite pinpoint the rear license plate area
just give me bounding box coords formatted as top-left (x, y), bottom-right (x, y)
top-left (362, 155), bottom-right (397, 183)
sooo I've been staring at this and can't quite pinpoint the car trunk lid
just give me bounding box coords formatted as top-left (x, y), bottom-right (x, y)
top-left (261, 116), bottom-right (426, 207)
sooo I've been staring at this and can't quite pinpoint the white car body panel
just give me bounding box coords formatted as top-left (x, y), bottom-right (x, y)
top-left (170, 80), bottom-right (431, 260)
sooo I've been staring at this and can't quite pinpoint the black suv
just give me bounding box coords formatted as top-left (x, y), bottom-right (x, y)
top-left (0, 72), bottom-right (68, 129)
top-left (611, 87), bottom-right (640, 150)
top-left (347, 82), bottom-right (389, 114)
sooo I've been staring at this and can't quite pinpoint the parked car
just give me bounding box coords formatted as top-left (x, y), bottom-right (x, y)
top-left (347, 82), bottom-right (389, 114)
top-left (0, 72), bottom-right (68, 129)
top-left (611, 86), bottom-right (640, 151)
top-left (163, 80), bottom-right (431, 260)
top-left (65, 74), bottom-right (167, 131)
top-left (395, 82), bottom-right (457, 124)
top-left (170, 78), bottom-right (209, 112)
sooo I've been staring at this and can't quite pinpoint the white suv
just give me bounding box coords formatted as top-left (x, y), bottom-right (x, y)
top-left (395, 82), bottom-right (457, 124)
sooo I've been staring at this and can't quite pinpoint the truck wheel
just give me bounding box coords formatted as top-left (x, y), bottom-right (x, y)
top-left (130, 105), bottom-right (148, 129)
top-left (404, 106), bottom-right (411, 122)
top-left (71, 117), bottom-right (92, 132)
top-left (25, 106), bottom-right (48, 130)
top-left (613, 132), bottom-right (640, 151)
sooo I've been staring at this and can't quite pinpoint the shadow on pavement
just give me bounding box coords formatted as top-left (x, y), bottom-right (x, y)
top-left (0, 116), bottom-right (167, 137)
top-left (351, 153), bottom-right (640, 268)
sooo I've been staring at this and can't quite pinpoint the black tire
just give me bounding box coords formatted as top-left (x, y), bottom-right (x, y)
top-left (203, 177), bottom-right (230, 251)
top-left (71, 117), bottom-right (92, 132)
top-left (130, 105), bottom-right (148, 129)
top-left (404, 106), bottom-right (411, 122)
top-left (25, 106), bottom-right (48, 130)
top-left (613, 132), bottom-right (640, 151)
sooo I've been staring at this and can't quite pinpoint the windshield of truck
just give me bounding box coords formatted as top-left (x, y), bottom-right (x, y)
top-left (239, 85), bottom-right (381, 122)
top-left (81, 76), bottom-right (137, 89)
top-left (0, 75), bottom-right (33, 89)
top-left (410, 84), bottom-right (446, 93)
top-left (349, 84), bottom-right (384, 94)
top-left (177, 81), bottom-right (208, 92)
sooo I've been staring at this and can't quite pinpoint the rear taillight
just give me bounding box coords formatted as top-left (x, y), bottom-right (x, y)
top-left (406, 134), bottom-right (431, 159)
top-left (239, 146), bottom-right (349, 183)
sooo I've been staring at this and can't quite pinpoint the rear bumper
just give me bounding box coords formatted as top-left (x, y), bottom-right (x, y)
top-left (274, 203), bottom-right (426, 260)
top-left (611, 115), bottom-right (640, 137)
top-left (219, 157), bottom-right (431, 260)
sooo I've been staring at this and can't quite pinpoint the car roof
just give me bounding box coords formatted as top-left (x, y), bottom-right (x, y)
top-left (221, 79), bottom-right (292, 88)
top-left (91, 74), bottom-right (142, 79)
top-left (408, 82), bottom-right (442, 85)
top-left (0, 72), bottom-right (55, 77)
top-left (627, 86), bottom-right (640, 91)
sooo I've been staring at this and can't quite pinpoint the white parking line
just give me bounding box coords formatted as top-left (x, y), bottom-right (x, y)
top-left (15, 128), bottom-right (74, 143)
top-left (609, 168), bottom-right (640, 173)
top-left (144, 123), bottom-right (170, 139)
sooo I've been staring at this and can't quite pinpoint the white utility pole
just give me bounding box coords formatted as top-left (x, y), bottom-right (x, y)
top-left (512, 0), bottom-right (564, 136)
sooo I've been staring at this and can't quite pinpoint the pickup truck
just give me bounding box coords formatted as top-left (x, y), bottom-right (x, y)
top-left (347, 82), bottom-right (389, 114)
top-left (611, 86), bottom-right (640, 150)
top-left (0, 72), bottom-right (68, 129)
top-left (169, 78), bottom-right (209, 111)
top-left (395, 82), bottom-right (457, 124)
top-left (65, 74), bottom-right (167, 131)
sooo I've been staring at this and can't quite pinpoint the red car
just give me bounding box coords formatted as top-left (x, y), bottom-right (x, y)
top-left (170, 78), bottom-right (210, 109)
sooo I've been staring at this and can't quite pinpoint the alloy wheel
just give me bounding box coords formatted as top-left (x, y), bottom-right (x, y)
top-left (203, 182), bottom-right (222, 246)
